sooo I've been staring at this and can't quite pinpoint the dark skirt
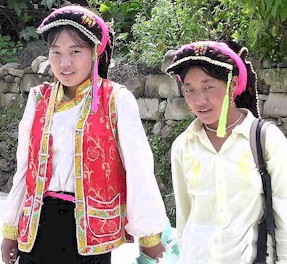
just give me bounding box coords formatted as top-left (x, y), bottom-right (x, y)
top-left (18, 196), bottom-right (111, 264)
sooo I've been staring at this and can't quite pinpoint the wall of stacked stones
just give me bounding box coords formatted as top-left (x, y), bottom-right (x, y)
top-left (0, 55), bottom-right (287, 192)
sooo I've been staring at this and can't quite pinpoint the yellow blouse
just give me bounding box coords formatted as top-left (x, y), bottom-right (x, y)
top-left (171, 109), bottom-right (287, 264)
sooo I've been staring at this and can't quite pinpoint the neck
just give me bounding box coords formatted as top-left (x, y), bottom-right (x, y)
top-left (64, 86), bottom-right (76, 100)
top-left (204, 111), bottom-right (243, 133)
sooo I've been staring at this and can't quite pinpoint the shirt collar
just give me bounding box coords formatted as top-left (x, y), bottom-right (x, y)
top-left (232, 108), bottom-right (256, 140)
top-left (186, 108), bottom-right (256, 140)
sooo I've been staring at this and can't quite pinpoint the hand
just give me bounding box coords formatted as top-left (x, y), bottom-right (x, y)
top-left (140, 242), bottom-right (165, 262)
top-left (1, 238), bottom-right (18, 264)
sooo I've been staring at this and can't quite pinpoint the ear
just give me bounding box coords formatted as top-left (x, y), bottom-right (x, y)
top-left (230, 76), bottom-right (239, 95)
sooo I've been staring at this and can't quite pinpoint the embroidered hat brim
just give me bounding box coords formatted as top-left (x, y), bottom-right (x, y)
top-left (37, 5), bottom-right (109, 56)
top-left (37, 5), bottom-right (112, 113)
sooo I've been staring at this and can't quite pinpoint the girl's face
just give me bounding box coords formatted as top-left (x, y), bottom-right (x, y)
top-left (49, 30), bottom-right (93, 90)
top-left (183, 66), bottom-right (234, 129)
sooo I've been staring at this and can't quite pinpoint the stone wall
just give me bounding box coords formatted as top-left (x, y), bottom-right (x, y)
top-left (1, 56), bottom-right (287, 192)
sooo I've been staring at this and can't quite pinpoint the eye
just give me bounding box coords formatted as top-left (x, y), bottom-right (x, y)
top-left (204, 85), bottom-right (213, 90)
top-left (71, 50), bottom-right (81, 54)
top-left (185, 88), bottom-right (194, 94)
top-left (50, 50), bottom-right (60, 55)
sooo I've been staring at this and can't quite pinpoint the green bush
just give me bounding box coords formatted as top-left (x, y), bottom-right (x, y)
top-left (145, 117), bottom-right (194, 226)
top-left (88, 0), bottom-right (157, 63)
top-left (0, 33), bottom-right (23, 64)
top-left (235, 0), bottom-right (287, 63)
top-left (131, 0), bottom-right (250, 67)
top-left (0, 106), bottom-right (25, 172)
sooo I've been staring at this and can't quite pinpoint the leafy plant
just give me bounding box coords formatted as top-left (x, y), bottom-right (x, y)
top-left (88, 0), bottom-right (157, 62)
top-left (235, 0), bottom-right (287, 63)
top-left (130, 0), bottom-right (250, 67)
top-left (0, 33), bottom-right (23, 64)
top-left (19, 26), bottom-right (39, 42)
top-left (145, 116), bottom-right (194, 226)
top-left (0, 106), bottom-right (25, 173)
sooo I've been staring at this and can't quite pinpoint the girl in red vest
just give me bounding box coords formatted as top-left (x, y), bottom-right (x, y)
top-left (1, 5), bottom-right (167, 264)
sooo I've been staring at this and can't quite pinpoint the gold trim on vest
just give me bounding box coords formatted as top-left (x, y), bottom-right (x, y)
top-left (18, 82), bottom-right (58, 252)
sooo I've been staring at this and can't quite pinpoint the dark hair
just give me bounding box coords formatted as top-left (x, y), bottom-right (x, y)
top-left (177, 41), bottom-right (259, 117)
top-left (47, 25), bottom-right (93, 48)
top-left (225, 41), bottom-right (259, 117)
top-left (46, 25), bottom-right (113, 79)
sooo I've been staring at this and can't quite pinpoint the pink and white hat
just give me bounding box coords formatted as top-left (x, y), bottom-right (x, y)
top-left (37, 5), bottom-right (112, 112)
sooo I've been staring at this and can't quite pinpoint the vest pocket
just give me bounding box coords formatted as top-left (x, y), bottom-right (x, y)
top-left (87, 193), bottom-right (121, 238)
top-left (18, 195), bottom-right (33, 240)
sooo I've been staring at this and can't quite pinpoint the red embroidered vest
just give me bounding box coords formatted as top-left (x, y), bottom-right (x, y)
top-left (18, 79), bottom-right (127, 255)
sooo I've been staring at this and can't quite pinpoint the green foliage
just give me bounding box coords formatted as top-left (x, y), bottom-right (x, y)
top-left (41, 0), bottom-right (57, 10)
top-left (1, 0), bottom-right (286, 66)
top-left (148, 134), bottom-right (172, 192)
top-left (131, 0), bottom-right (250, 67)
top-left (147, 117), bottom-right (193, 193)
top-left (19, 26), bottom-right (39, 42)
top-left (0, 107), bottom-right (24, 172)
top-left (146, 116), bottom-right (194, 225)
top-left (0, 0), bottom-right (69, 63)
top-left (88, 0), bottom-right (157, 62)
top-left (6, 0), bottom-right (27, 16)
top-left (0, 33), bottom-right (23, 64)
top-left (234, 0), bottom-right (287, 63)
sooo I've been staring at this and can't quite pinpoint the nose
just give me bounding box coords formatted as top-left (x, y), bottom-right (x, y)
top-left (59, 54), bottom-right (72, 67)
top-left (193, 92), bottom-right (207, 105)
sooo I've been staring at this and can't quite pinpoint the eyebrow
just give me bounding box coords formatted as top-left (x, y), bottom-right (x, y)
top-left (184, 78), bottom-right (214, 85)
top-left (50, 44), bottom-right (84, 48)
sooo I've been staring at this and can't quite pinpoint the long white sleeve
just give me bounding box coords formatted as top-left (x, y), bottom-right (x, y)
top-left (1, 90), bottom-right (36, 226)
top-left (265, 124), bottom-right (287, 263)
top-left (171, 138), bottom-right (191, 247)
top-left (115, 88), bottom-right (167, 237)
top-left (2, 85), bottom-right (168, 237)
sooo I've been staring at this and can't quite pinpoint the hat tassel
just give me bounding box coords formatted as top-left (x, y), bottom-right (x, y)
top-left (92, 46), bottom-right (99, 113)
top-left (217, 71), bottom-right (232, 138)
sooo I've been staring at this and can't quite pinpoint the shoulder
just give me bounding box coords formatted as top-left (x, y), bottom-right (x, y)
top-left (265, 122), bottom-right (287, 142)
top-left (101, 79), bottom-right (128, 99)
top-left (30, 82), bottom-right (54, 102)
top-left (261, 121), bottom-right (287, 160)
top-left (102, 78), bottom-right (125, 91)
top-left (172, 120), bottom-right (197, 153)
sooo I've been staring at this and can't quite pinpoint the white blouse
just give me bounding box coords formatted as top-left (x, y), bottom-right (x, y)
top-left (2, 84), bottom-right (167, 238)
top-left (171, 109), bottom-right (287, 264)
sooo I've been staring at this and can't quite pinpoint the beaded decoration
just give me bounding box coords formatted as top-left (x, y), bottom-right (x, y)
top-left (139, 233), bottom-right (161, 248)
top-left (166, 55), bottom-right (234, 137)
top-left (37, 6), bottom-right (111, 113)
top-left (236, 46), bottom-right (260, 118)
top-left (166, 41), bottom-right (252, 137)
top-left (238, 47), bottom-right (248, 57)
top-left (246, 60), bottom-right (261, 118)
top-left (166, 55), bottom-right (233, 73)
top-left (81, 14), bottom-right (97, 28)
top-left (37, 19), bottom-right (101, 46)
top-left (3, 223), bottom-right (18, 240)
top-left (194, 44), bottom-right (208, 56)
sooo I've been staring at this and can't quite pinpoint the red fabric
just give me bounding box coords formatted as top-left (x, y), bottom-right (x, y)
top-left (82, 79), bottom-right (126, 246)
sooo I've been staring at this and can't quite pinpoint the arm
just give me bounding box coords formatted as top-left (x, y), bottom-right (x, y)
top-left (265, 124), bottom-right (287, 263)
top-left (1, 90), bottom-right (36, 263)
top-left (171, 138), bottom-right (191, 248)
top-left (115, 87), bottom-right (167, 259)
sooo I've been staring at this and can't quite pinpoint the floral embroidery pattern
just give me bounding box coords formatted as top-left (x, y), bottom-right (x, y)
top-left (74, 80), bottom-right (127, 254)
top-left (18, 82), bottom-right (57, 252)
top-left (81, 14), bottom-right (97, 28)
top-left (55, 78), bottom-right (91, 112)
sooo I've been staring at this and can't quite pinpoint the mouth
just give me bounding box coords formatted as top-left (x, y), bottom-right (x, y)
top-left (61, 71), bottom-right (74, 76)
top-left (197, 109), bottom-right (211, 113)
